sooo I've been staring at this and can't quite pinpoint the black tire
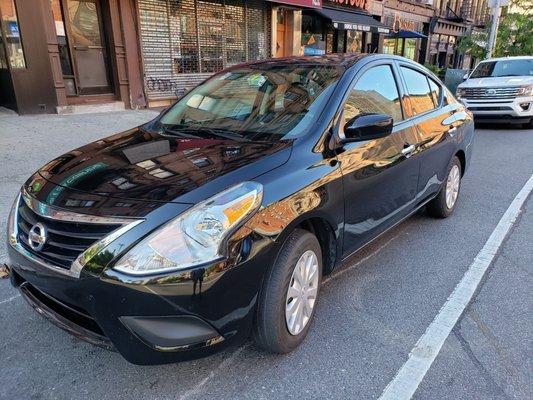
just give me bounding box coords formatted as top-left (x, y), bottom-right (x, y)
top-left (253, 229), bottom-right (322, 354)
top-left (523, 118), bottom-right (533, 129)
top-left (426, 156), bottom-right (462, 219)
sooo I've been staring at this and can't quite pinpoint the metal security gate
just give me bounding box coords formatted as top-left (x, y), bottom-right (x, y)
top-left (138, 0), bottom-right (271, 100)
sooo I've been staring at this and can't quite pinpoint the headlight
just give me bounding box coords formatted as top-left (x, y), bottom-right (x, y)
top-left (7, 193), bottom-right (21, 246)
top-left (516, 85), bottom-right (533, 97)
top-left (113, 182), bottom-right (263, 275)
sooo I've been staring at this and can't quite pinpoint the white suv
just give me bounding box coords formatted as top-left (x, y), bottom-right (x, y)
top-left (456, 56), bottom-right (533, 128)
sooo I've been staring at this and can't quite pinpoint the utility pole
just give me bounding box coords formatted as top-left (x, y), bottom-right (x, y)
top-left (486, 0), bottom-right (508, 58)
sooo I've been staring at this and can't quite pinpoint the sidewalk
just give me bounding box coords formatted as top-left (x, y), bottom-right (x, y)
top-left (0, 109), bottom-right (159, 263)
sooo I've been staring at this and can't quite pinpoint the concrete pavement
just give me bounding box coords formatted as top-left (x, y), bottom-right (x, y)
top-left (0, 113), bottom-right (531, 400)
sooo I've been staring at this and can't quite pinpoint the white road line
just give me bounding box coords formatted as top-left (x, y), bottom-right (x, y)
top-left (0, 294), bottom-right (20, 305)
top-left (379, 173), bottom-right (533, 400)
top-left (178, 343), bottom-right (250, 400)
top-left (176, 228), bottom-right (401, 400)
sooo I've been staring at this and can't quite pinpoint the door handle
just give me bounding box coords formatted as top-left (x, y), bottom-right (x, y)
top-left (448, 126), bottom-right (457, 136)
top-left (401, 144), bottom-right (415, 158)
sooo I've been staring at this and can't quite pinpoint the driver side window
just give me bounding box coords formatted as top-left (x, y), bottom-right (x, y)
top-left (343, 65), bottom-right (403, 126)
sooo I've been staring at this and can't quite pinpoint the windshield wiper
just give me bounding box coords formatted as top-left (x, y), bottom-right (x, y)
top-left (160, 127), bottom-right (202, 139)
top-left (194, 127), bottom-right (250, 142)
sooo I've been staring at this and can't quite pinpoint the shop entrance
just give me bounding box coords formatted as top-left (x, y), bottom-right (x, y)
top-left (276, 9), bottom-right (288, 57)
top-left (51, 0), bottom-right (113, 97)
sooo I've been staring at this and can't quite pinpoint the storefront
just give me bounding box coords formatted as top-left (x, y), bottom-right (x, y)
top-left (301, 0), bottom-right (389, 56)
top-left (137, 0), bottom-right (271, 106)
top-left (269, 0), bottom-right (322, 58)
top-left (0, 0), bottom-right (144, 114)
top-left (429, 17), bottom-right (468, 68)
top-left (381, 0), bottom-right (432, 64)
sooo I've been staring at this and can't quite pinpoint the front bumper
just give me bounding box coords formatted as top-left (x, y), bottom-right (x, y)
top-left (7, 235), bottom-right (269, 365)
top-left (459, 96), bottom-right (533, 123)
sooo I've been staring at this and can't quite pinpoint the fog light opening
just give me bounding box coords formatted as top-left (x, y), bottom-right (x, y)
top-left (519, 102), bottom-right (531, 111)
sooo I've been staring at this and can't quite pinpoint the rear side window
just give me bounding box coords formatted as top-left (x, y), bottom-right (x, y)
top-left (343, 65), bottom-right (403, 125)
top-left (401, 67), bottom-right (435, 115)
top-left (428, 79), bottom-right (441, 107)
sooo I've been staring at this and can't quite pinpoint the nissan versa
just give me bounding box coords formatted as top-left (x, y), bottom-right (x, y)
top-left (7, 54), bottom-right (474, 365)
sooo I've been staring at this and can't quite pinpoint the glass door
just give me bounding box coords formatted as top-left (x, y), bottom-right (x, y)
top-left (63, 0), bottom-right (112, 95)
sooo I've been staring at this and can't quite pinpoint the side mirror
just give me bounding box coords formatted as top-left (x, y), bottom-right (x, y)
top-left (462, 73), bottom-right (469, 81)
top-left (342, 113), bottom-right (393, 143)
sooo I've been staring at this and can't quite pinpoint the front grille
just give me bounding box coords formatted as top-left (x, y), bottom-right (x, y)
top-left (17, 201), bottom-right (121, 270)
top-left (463, 87), bottom-right (522, 100)
top-left (468, 106), bottom-right (513, 111)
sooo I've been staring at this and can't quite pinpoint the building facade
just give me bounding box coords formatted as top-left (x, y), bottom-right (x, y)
top-left (0, 0), bottom-right (492, 114)
top-left (0, 0), bottom-right (146, 114)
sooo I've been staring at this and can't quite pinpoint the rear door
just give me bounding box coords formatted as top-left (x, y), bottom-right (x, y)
top-left (396, 64), bottom-right (460, 202)
top-left (336, 62), bottom-right (420, 256)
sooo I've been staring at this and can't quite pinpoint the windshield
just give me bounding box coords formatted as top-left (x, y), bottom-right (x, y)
top-left (157, 64), bottom-right (343, 141)
top-left (470, 59), bottom-right (533, 78)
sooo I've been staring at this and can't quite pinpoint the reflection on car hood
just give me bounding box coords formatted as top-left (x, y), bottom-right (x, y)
top-left (459, 76), bottom-right (533, 88)
top-left (30, 127), bottom-right (292, 208)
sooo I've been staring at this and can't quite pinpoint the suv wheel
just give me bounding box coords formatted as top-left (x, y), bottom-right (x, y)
top-left (253, 229), bottom-right (322, 353)
top-left (427, 156), bottom-right (462, 218)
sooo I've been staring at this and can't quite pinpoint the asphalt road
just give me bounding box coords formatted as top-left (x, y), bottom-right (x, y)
top-left (0, 113), bottom-right (531, 400)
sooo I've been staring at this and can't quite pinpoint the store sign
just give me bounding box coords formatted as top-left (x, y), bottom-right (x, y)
top-left (334, 22), bottom-right (371, 31)
top-left (326, 0), bottom-right (371, 12)
top-left (270, 0), bottom-right (322, 8)
top-left (391, 13), bottom-right (417, 33)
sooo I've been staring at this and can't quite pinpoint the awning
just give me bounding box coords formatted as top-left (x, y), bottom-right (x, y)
top-left (268, 0), bottom-right (322, 9)
top-left (387, 30), bottom-right (427, 39)
top-left (314, 7), bottom-right (390, 34)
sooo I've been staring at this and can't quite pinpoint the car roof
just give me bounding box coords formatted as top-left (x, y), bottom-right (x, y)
top-left (480, 56), bottom-right (533, 62)
top-left (233, 53), bottom-right (421, 70)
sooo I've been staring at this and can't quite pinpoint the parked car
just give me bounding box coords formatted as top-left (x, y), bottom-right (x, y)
top-left (6, 54), bottom-right (474, 365)
top-left (456, 56), bottom-right (533, 128)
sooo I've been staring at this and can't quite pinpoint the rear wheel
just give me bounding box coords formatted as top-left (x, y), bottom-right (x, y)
top-left (253, 229), bottom-right (322, 353)
top-left (427, 156), bottom-right (462, 218)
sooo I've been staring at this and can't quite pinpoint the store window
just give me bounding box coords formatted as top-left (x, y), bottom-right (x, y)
top-left (138, 0), bottom-right (269, 99)
top-left (383, 38), bottom-right (395, 55)
top-left (301, 14), bottom-right (325, 55)
top-left (0, 0), bottom-right (26, 68)
top-left (404, 38), bottom-right (416, 60)
top-left (401, 67), bottom-right (435, 115)
top-left (346, 31), bottom-right (362, 53)
top-left (50, 0), bottom-right (76, 95)
top-left (343, 65), bottom-right (403, 124)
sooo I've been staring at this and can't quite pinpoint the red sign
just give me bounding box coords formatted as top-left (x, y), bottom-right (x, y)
top-left (326, 0), bottom-right (371, 12)
top-left (270, 0), bottom-right (322, 8)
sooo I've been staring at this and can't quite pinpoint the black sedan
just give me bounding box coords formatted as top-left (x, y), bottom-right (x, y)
top-left (6, 54), bottom-right (474, 365)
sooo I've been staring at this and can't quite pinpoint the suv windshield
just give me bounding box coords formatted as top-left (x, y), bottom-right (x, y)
top-left (156, 64), bottom-right (343, 141)
top-left (470, 59), bottom-right (533, 78)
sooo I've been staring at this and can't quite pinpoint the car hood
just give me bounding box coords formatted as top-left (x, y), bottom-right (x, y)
top-left (459, 75), bottom-right (533, 88)
top-left (30, 127), bottom-right (292, 210)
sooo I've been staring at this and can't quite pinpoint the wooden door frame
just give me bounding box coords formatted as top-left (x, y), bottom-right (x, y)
top-left (61, 0), bottom-right (113, 96)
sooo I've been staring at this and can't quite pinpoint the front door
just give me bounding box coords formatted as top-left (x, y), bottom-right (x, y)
top-left (63, 0), bottom-right (112, 95)
top-left (276, 10), bottom-right (286, 58)
top-left (337, 63), bottom-right (419, 256)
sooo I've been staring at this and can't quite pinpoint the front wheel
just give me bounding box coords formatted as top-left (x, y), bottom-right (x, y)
top-left (253, 229), bottom-right (322, 354)
top-left (426, 156), bottom-right (462, 218)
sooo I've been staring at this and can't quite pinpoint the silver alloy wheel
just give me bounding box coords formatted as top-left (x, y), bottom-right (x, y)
top-left (285, 249), bottom-right (319, 336)
top-left (445, 164), bottom-right (461, 209)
